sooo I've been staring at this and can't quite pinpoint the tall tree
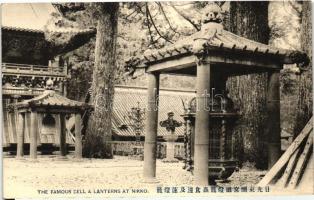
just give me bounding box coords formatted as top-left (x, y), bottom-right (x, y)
top-left (48, 3), bottom-right (120, 158)
top-left (294, 1), bottom-right (312, 135)
top-left (84, 3), bottom-right (119, 158)
top-left (226, 1), bottom-right (270, 169)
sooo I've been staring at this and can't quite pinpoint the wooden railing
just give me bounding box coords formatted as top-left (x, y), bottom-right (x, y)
top-left (2, 86), bottom-right (45, 96)
top-left (2, 62), bottom-right (67, 76)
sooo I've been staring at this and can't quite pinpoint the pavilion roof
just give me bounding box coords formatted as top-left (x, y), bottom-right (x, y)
top-left (12, 90), bottom-right (92, 111)
top-left (126, 22), bottom-right (307, 71)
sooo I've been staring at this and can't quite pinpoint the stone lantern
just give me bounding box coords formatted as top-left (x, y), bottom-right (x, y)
top-left (160, 112), bottom-right (182, 162)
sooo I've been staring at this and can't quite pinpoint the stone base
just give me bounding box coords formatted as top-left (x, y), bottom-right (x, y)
top-left (15, 156), bottom-right (26, 161)
top-left (142, 177), bottom-right (160, 184)
top-left (162, 158), bottom-right (179, 163)
top-left (24, 158), bottom-right (39, 162)
top-left (129, 154), bottom-right (144, 161)
top-left (73, 158), bottom-right (84, 162)
top-left (54, 156), bottom-right (68, 161)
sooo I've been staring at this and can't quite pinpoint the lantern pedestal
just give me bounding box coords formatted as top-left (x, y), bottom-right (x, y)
top-left (163, 134), bottom-right (179, 163)
top-left (208, 159), bottom-right (238, 180)
top-left (132, 145), bottom-right (144, 161)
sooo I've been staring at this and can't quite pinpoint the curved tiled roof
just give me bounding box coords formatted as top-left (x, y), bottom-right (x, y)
top-left (12, 90), bottom-right (92, 110)
top-left (112, 86), bottom-right (195, 137)
top-left (2, 26), bottom-right (44, 34)
top-left (127, 22), bottom-right (307, 68)
top-left (2, 25), bottom-right (96, 35)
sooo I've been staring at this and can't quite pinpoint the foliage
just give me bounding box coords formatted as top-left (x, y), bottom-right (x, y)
top-left (45, 2), bottom-right (310, 162)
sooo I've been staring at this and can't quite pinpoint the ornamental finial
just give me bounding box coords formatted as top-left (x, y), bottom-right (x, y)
top-left (202, 3), bottom-right (223, 24)
top-left (46, 78), bottom-right (54, 90)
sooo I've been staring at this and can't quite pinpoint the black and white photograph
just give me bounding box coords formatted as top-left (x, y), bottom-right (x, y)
top-left (1, 1), bottom-right (313, 198)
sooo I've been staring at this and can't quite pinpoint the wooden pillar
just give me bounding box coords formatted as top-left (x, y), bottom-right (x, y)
top-left (143, 72), bottom-right (159, 182)
top-left (75, 113), bottom-right (82, 159)
top-left (16, 113), bottom-right (25, 158)
top-left (194, 61), bottom-right (211, 185)
top-left (30, 111), bottom-right (38, 159)
top-left (266, 70), bottom-right (281, 169)
top-left (59, 113), bottom-right (67, 157)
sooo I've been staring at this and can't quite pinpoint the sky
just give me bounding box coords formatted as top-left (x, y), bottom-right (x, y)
top-left (1, 3), bottom-right (56, 30)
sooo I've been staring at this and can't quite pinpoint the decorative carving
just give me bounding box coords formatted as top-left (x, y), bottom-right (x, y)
top-left (2, 73), bottom-right (66, 97)
top-left (46, 78), bottom-right (54, 90)
top-left (192, 4), bottom-right (224, 55)
top-left (288, 51), bottom-right (310, 70)
top-left (201, 3), bottom-right (223, 24)
top-left (2, 30), bottom-right (48, 65)
top-left (159, 112), bottom-right (182, 134)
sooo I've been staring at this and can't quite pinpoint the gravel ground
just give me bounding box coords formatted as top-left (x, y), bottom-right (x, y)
top-left (3, 155), bottom-right (267, 198)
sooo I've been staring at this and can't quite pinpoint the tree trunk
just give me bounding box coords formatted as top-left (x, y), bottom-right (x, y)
top-left (294, 1), bottom-right (312, 136)
top-left (227, 1), bottom-right (270, 169)
top-left (84, 3), bottom-right (119, 158)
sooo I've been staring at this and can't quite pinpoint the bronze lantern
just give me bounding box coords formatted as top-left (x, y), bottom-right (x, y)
top-left (182, 91), bottom-right (239, 183)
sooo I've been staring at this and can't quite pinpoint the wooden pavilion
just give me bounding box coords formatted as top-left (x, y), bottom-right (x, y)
top-left (126, 6), bottom-right (308, 185)
top-left (9, 80), bottom-right (93, 160)
top-left (2, 24), bottom-right (95, 149)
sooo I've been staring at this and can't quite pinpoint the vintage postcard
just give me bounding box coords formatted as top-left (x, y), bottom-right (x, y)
top-left (1, 1), bottom-right (313, 199)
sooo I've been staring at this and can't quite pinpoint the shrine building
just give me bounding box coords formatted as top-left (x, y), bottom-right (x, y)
top-left (1, 4), bottom-right (96, 155)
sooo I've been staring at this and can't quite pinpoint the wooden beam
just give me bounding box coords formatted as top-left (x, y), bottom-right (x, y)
top-left (146, 55), bottom-right (196, 73)
top-left (145, 53), bottom-right (281, 75)
top-left (206, 54), bottom-right (281, 70)
top-left (257, 116), bottom-right (313, 187)
top-left (276, 146), bottom-right (301, 187)
top-left (287, 131), bottom-right (313, 189)
top-left (29, 108), bottom-right (83, 114)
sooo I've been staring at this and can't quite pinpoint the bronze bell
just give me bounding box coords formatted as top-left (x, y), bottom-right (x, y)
top-left (41, 114), bottom-right (56, 136)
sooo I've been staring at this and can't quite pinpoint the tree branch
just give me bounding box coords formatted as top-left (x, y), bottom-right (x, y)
top-left (124, 9), bottom-right (138, 20)
top-left (145, 4), bottom-right (157, 47)
top-left (169, 2), bottom-right (200, 31)
top-left (288, 1), bottom-right (302, 18)
top-left (146, 4), bottom-right (174, 44)
top-left (157, 2), bottom-right (180, 36)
